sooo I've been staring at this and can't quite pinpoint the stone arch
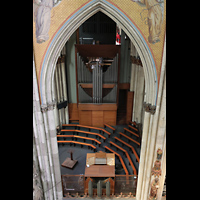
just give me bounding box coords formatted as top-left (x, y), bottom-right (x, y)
top-left (40, 0), bottom-right (158, 107)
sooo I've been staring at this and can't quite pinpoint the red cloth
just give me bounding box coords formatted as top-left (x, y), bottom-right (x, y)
top-left (116, 32), bottom-right (121, 44)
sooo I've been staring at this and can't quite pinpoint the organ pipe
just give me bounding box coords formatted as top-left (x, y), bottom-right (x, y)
top-left (77, 53), bottom-right (119, 104)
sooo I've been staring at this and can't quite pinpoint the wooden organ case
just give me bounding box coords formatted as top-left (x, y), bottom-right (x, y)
top-left (75, 45), bottom-right (120, 127)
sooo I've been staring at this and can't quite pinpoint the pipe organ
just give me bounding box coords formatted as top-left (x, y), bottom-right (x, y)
top-left (75, 45), bottom-right (120, 127)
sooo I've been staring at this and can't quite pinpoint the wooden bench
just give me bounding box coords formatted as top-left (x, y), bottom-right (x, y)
top-left (57, 141), bottom-right (97, 151)
top-left (62, 124), bottom-right (111, 137)
top-left (61, 129), bottom-right (106, 142)
top-left (104, 124), bottom-right (115, 133)
top-left (119, 132), bottom-right (140, 146)
top-left (109, 141), bottom-right (137, 175)
top-left (104, 146), bottom-right (128, 175)
top-left (101, 129), bottom-right (111, 138)
top-left (114, 137), bottom-right (140, 163)
top-left (124, 128), bottom-right (139, 138)
top-left (128, 125), bottom-right (138, 133)
top-left (57, 135), bottom-right (101, 146)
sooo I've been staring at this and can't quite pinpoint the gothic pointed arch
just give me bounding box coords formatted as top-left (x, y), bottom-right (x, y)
top-left (39, 0), bottom-right (158, 108)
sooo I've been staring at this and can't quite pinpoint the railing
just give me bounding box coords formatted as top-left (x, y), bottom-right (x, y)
top-left (62, 175), bottom-right (85, 195)
top-left (61, 174), bottom-right (137, 197)
top-left (115, 175), bottom-right (137, 196)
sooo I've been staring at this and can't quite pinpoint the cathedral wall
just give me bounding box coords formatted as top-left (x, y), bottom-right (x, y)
top-left (33, 0), bottom-right (166, 100)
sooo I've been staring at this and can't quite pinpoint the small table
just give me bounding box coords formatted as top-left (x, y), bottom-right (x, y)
top-left (61, 157), bottom-right (78, 169)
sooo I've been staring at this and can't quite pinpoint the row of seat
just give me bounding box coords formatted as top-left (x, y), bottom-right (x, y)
top-left (57, 124), bottom-right (115, 154)
top-left (57, 134), bottom-right (101, 146)
top-left (57, 140), bottom-right (97, 152)
top-left (60, 129), bottom-right (106, 142)
top-left (109, 141), bottom-right (137, 175)
top-left (58, 122), bottom-right (140, 176)
top-left (62, 123), bottom-right (116, 138)
top-left (104, 145), bottom-right (129, 175)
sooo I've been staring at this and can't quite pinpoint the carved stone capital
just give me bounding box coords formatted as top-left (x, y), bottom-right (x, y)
top-left (47, 101), bottom-right (57, 111)
top-left (130, 55), bottom-right (143, 67)
top-left (143, 102), bottom-right (151, 112)
top-left (143, 102), bottom-right (156, 114)
top-left (149, 105), bottom-right (156, 115)
top-left (41, 105), bottom-right (48, 113)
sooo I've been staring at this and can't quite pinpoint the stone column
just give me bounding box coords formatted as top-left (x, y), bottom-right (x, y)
top-left (58, 62), bottom-right (65, 125)
top-left (136, 35), bottom-right (166, 200)
top-left (41, 106), bottom-right (57, 199)
top-left (33, 55), bottom-right (54, 200)
top-left (61, 61), bottom-right (69, 124)
top-left (150, 74), bottom-right (166, 200)
top-left (46, 102), bottom-right (63, 199)
top-left (136, 111), bottom-right (151, 200)
top-left (53, 77), bottom-right (60, 128)
top-left (55, 65), bottom-right (61, 128)
top-left (130, 42), bottom-right (145, 128)
top-left (33, 131), bottom-right (44, 200)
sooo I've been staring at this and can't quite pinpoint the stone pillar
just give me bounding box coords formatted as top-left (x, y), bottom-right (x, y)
top-left (130, 42), bottom-right (145, 128)
top-left (58, 62), bottom-right (66, 125)
top-left (136, 35), bottom-right (166, 200)
top-left (55, 65), bottom-right (61, 128)
top-left (53, 77), bottom-right (60, 128)
top-left (61, 60), bottom-right (69, 124)
top-left (46, 102), bottom-right (63, 199)
top-left (136, 111), bottom-right (151, 200)
top-left (33, 55), bottom-right (54, 200)
top-left (33, 131), bottom-right (44, 200)
top-left (149, 74), bottom-right (166, 200)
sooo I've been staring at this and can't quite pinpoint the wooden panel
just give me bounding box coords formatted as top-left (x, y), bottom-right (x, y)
top-left (75, 44), bottom-right (120, 58)
top-left (118, 83), bottom-right (130, 90)
top-left (92, 111), bottom-right (104, 127)
top-left (103, 111), bottom-right (117, 126)
top-left (126, 91), bottom-right (134, 124)
top-left (80, 83), bottom-right (116, 89)
top-left (68, 103), bottom-right (79, 121)
top-left (84, 165), bottom-right (115, 177)
top-left (78, 103), bottom-right (117, 111)
top-left (79, 110), bottom-right (92, 126)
